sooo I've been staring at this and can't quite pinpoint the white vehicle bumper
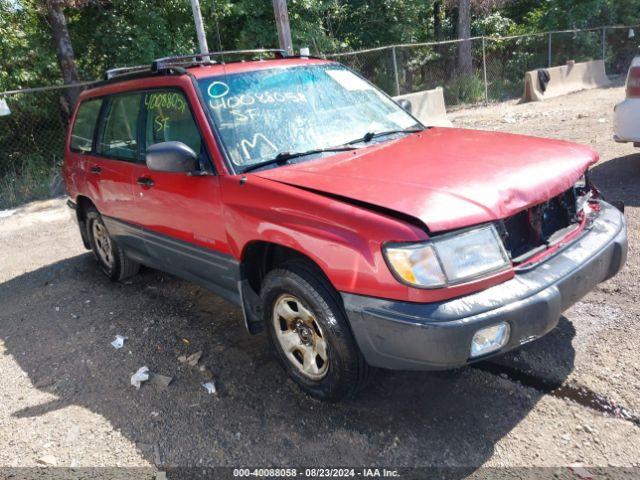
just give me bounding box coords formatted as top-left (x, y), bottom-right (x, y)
top-left (613, 98), bottom-right (640, 144)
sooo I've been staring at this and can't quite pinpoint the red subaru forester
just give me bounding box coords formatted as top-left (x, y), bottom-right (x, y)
top-left (63, 50), bottom-right (627, 401)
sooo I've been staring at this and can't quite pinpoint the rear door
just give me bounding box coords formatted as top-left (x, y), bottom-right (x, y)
top-left (91, 92), bottom-right (145, 256)
top-left (66, 97), bottom-right (103, 201)
top-left (129, 88), bottom-right (236, 300)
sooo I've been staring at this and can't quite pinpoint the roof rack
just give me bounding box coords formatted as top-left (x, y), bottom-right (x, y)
top-left (105, 65), bottom-right (151, 80)
top-left (151, 49), bottom-right (288, 72)
top-left (103, 49), bottom-right (289, 83)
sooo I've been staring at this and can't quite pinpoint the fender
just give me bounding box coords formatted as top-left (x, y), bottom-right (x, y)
top-left (220, 174), bottom-right (514, 304)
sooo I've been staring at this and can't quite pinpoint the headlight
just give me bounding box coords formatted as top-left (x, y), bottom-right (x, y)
top-left (384, 225), bottom-right (510, 288)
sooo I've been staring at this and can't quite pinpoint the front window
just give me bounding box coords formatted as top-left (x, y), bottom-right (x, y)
top-left (198, 64), bottom-right (418, 170)
top-left (142, 90), bottom-right (203, 156)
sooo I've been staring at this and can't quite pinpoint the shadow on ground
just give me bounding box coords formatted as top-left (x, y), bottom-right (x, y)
top-left (591, 152), bottom-right (640, 207)
top-left (0, 252), bottom-right (577, 470)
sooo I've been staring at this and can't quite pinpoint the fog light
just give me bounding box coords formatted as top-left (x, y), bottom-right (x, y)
top-left (470, 322), bottom-right (510, 358)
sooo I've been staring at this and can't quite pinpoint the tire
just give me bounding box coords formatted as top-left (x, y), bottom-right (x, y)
top-left (85, 207), bottom-right (139, 281)
top-left (261, 260), bottom-right (371, 402)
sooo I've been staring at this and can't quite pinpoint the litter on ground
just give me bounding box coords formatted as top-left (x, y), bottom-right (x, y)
top-left (110, 335), bottom-right (127, 349)
top-left (36, 455), bottom-right (58, 466)
top-left (131, 366), bottom-right (150, 389)
top-left (179, 350), bottom-right (202, 366)
top-left (149, 373), bottom-right (173, 388)
top-left (568, 463), bottom-right (594, 480)
top-left (202, 381), bottom-right (217, 394)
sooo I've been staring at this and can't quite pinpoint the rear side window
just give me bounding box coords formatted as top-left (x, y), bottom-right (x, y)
top-left (70, 99), bottom-right (102, 153)
top-left (143, 91), bottom-right (202, 155)
top-left (98, 93), bottom-right (142, 161)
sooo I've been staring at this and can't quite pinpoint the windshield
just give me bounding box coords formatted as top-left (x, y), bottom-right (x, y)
top-left (197, 64), bottom-right (419, 169)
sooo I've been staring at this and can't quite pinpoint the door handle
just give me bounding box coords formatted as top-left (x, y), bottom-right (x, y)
top-left (90, 165), bottom-right (102, 174)
top-left (136, 176), bottom-right (155, 188)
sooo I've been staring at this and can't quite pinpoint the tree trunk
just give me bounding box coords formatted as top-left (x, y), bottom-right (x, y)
top-left (45, 0), bottom-right (81, 112)
top-left (433, 0), bottom-right (450, 81)
top-left (433, 0), bottom-right (442, 40)
top-left (456, 0), bottom-right (473, 76)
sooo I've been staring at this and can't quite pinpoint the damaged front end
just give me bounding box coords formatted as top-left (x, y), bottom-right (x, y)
top-left (497, 172), bottom-right (617, 269)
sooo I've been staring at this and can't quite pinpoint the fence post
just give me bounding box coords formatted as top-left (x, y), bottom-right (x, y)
top-left (482, 36), bottom-right (489, 104)
top-left (548, 32), bottom-right (552, 67)
top-left (602, 27), bottom-right (607, 65)
top-left (391, 46), bottom-right (400, 96)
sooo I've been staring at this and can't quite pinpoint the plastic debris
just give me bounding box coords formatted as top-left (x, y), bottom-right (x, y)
top-left (502, 113), bottom-right (517, 124)
top-left (131, 366), bottom-right (150, 389)
top-left (149, 373), bottom-right (173, 388)
top-left (0, 98), bottom-right (10, 117)
top-left (37, 455), bottom-right (58, 466)
top-left (179, 351), bottom-right (202, 366)
top-left (202, 381), bottom-right (217, 394)
top-left (0, 208), bottom-right (16, 218)
top-left (181, 338), bottom-right (190, 345)
top-left (568, 463), bottom-right (594, 480)
top-left (110, 335), bottom-right (127, 349)
top-left (187, 351), bottom-right (202, 366)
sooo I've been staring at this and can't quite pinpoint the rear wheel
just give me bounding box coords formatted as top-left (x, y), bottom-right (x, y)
top-left (86, 207), bottom-right (139, 281)
top-left (261, 261), bottom-right (371, 402)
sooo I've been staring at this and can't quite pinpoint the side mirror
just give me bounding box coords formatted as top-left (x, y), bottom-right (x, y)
top-left (396, 98), bottom-right (412, 113)
top-left (145, 141), bottom-right (198, 173)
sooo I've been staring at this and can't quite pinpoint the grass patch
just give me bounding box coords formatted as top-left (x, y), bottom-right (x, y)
top-left (0, 158), bottom-right (60, 210)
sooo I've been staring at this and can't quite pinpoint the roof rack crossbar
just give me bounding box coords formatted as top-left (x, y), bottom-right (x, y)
top-left (105, 65), bottom-right (151, 80)
top-left (151, 49), bottom-right (288, 72)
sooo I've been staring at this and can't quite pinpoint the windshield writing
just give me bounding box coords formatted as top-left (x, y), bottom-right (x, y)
top-left (198, 64), bottom-right (418, 167)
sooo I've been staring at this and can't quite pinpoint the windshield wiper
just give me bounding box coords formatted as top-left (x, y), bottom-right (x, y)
top-left (242, 145), bottom-right (359, 173)
top-left (241, 126), bottom-right (423, 173)
top-left (346, 126), bottom-right (425, 145)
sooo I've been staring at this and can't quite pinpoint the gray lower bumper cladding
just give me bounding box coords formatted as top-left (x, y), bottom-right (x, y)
top-left (342, 202), bottom-right (628, 370)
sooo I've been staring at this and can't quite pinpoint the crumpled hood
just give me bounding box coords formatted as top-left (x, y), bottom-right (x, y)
top-left (255, 128), bottom-right (598, 232)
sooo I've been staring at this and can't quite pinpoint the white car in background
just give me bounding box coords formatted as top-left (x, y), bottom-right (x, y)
top-left (614, 56), bottom-right (640, 146)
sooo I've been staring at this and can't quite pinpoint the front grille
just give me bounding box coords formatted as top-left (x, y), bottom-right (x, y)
top-left (500, 187), bottom-right (580, 262)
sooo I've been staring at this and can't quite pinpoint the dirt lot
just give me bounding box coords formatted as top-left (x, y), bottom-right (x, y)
top-left (1, 84), bottom-right (639, 474)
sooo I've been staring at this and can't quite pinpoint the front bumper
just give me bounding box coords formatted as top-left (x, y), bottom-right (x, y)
top-left (342, 202), bottom-right (627, 370)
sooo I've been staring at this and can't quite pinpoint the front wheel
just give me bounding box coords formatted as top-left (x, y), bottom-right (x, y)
top-left (261, 261), bottom-right (371, 402)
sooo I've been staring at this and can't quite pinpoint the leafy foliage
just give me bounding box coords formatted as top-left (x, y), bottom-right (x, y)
top-left (1, 0), bottom-right (639, 207)
top-left (2, 0), bottom-right (639, 89)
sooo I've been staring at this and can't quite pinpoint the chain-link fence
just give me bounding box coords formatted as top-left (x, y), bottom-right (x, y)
top-left (326, 25), bottom-right (640, 106)
top-left (0, 83), bottom-right (93, 208)
top-left (1, 25), bottom-right (639, 208)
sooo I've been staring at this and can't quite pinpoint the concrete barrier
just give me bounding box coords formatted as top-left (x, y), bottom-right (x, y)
top-left (522, 59), bottom-right (611, 102)
top-left (393, 86), bottom-right (452, 127)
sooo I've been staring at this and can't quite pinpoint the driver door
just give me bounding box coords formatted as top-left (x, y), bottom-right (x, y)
top-left (129, 89), bottom-right (235, 296)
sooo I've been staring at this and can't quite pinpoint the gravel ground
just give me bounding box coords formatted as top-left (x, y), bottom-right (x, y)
top-left (1, 84), bottom-right (639, 473)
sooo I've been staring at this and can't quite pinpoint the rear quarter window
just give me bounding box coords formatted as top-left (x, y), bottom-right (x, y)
top-left (70, 99), bottom-right (102, 153)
